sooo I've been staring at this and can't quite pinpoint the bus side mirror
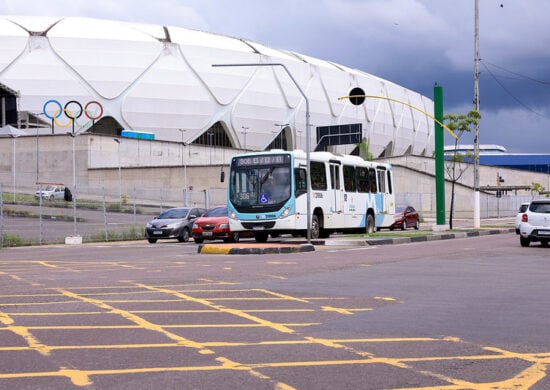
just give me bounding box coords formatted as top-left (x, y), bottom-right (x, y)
top-left (220, 171), bottom-right (225, 183)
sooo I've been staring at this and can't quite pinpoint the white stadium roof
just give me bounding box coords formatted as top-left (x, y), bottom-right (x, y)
top-left (0, 16), bottom-right (434, 157)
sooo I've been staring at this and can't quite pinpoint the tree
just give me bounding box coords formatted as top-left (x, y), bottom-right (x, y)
top-left (444, 110), bottom-right (481, 229)
top-left (531, 182), bottom-right (546, 196)
top-left (357, 138), bottom-right (373, 161)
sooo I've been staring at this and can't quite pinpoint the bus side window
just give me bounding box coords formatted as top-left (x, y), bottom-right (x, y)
top-left (343, 165), bottom-right (356, 192)
top-left (310, 161), bottom-right (327, 190)
top-left (368, 168), bottom-right (377, 193)
top-left (294, 168), bottom-right (307, 197)
top-left (356, 166), bottom-right (368, 193)
top-left (377, 169), bottom-right (386, 193)
top-left (330, 164), bottom-right (340, 190)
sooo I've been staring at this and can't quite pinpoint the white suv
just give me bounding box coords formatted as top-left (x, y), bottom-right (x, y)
top-left (518, 200), bottom-right (550, 247)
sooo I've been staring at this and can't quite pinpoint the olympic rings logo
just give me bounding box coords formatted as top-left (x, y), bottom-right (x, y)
top-left (43, 100), bottom-right (104, 130)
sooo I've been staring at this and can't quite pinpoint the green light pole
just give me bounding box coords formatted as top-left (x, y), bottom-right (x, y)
top-left (434, 84), bottom-right (445, 225)
top-left (341, 88), bottom-right (456, 228)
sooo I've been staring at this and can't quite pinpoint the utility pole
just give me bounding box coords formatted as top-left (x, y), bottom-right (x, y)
top-left (473, 0), bottom-right (481, 228)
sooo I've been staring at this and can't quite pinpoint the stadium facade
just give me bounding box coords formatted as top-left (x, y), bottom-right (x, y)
top-left (0, 15), bottom-right (435, 158)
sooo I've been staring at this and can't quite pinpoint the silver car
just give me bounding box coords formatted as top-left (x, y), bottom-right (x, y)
top-left (145, 207), bottom-right (206, 243)
top-left (34, 185), bottom-right (65, 200)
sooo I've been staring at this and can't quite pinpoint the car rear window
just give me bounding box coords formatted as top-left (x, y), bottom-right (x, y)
top-left (529, 202), bottom-right (550, 213)
top-left (519, 204), bottom-right (529, 213)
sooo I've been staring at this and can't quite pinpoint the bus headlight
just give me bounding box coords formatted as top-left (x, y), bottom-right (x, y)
top-left (279, 206), bottom-right (291, 219)
top-left (229, 210), bottom-right (237, 220)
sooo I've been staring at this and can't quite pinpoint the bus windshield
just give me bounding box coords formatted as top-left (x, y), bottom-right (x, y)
top-left (230, 154), bottom-right (292, 209)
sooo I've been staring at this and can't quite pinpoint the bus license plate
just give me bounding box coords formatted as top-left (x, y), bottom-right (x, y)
top-left (252, 226), bottom-right (264, 230)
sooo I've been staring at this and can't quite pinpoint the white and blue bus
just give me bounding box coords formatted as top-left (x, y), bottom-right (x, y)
top-left (227, 150), bottom-right (396, 242)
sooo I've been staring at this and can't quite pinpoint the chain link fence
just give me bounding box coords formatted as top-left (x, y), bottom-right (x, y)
top-left (1, 182), bottom-right (545, 247)
top-left (0, 184), bottom-right (227, 247)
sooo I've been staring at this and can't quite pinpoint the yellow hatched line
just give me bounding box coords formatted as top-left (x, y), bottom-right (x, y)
top-left (131, 283), bottom-right (298, 334)
top-left (16, 323), bottom-right (318, 330)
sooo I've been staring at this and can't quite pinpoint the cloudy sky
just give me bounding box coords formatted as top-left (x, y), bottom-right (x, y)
top-left (2, 0), bottom-right (549, 152)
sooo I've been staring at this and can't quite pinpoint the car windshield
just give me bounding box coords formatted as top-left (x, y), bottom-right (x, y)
top-left (158, 208), bottom-right (189, 219)
top-left (204, 207), bottom-right (228, 217)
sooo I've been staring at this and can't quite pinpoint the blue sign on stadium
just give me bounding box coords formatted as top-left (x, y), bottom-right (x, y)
top-left (121, 130), bottom-right (155, 140)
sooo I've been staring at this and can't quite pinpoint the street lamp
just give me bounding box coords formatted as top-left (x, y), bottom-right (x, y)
top-left (207, 131), bottom-right (214, 165)
top-left (114, 138), bottom-right (122, 205)
top-left (241, 126), bottom-right (249, 151)
top-left (11, 133), bottom-right (18, 202)
top-left (67, 132), bottom-right (78, 236)
top-left (212, 62), bottom-right (312, 242)
top-left (178, 129), bottom-right (188, 205)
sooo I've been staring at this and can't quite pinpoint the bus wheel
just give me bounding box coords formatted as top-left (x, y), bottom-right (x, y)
top-left (366, 214), bottom-right (375, 234)
top-left (255, 232), bottom-right (269, 243)
top-left (311, 215), bottom-right (320, 239)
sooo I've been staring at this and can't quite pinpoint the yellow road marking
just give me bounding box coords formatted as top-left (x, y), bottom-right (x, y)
top-left (132, 283), bottom-right (297, 334)
top-left (57, 289), bottom-right (214, 354)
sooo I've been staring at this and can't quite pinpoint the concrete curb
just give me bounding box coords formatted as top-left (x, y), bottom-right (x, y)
top-left (364, 228), bottom-right (515, 246)
top-left (197, 228), bottom-right (514, 254)
top-left (283, 227), bottom-right (515, 247)
top-left (198, 243), bottom-right (315, 255)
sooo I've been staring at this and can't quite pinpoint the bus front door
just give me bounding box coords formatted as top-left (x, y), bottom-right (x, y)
top-left (328, 162), bottom-right (344, 228)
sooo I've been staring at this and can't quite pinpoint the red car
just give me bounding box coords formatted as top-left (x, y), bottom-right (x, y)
top-left (388, 205), bottom-right (420, 230)
top-left (192, 206), bottom-right (253, 243)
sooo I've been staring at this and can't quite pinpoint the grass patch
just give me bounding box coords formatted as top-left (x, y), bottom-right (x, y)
top-left (85, 226), bottom-right (145, 243)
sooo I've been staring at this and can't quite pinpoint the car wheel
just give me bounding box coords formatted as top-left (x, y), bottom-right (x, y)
top-left (401, 220), bottom-right (407, 230)
top-left (194, 237), bottom-right (204, 244)
top-left (541, 239), bottom-right (549, 248)
top-left (177, 228), bottom-right (190, 242)
top-left (147, 238), bottom-right (157, 244)
top-left (520, 236), bottom-right (530, 247)
top-left (414, 220), bottom-right (420, 230)
top-left (49, 195), bottom-right (54, 200)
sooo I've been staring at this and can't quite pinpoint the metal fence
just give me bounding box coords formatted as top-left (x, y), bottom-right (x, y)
top-left (1, 182), bottom-right (545, 247)
top-left (396, 192), bottom-right (543, 220)
top-left (0, 184), bottom-right (228, 247)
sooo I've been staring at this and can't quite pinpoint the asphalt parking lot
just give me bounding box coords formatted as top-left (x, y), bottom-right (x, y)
top-left (1, 227), bottom-right (548, 389)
